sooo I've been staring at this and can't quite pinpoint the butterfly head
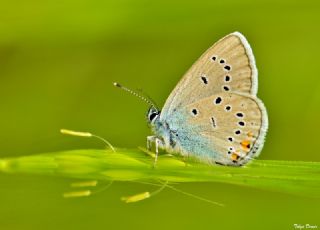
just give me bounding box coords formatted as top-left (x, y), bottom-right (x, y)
top-left (147, 106), bottom-right (160, 124)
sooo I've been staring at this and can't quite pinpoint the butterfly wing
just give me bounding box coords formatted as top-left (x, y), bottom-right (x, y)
top-left (161, 32), bottom-right (258, 121)
top-left (168, 92), bottom-right (268, 165)
top-left (157, 32), bottom-right (267, 165)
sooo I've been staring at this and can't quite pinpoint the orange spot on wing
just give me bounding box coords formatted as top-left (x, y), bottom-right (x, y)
top-left (247, 132), bottom-right (254, 137)
top-left (231, 153), bottom-right (240, 161)
top-left (241, 140), bottom-right (251, 151)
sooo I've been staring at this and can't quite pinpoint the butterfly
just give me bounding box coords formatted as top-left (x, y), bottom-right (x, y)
top-left (115, 32), bottom-right (268, 166)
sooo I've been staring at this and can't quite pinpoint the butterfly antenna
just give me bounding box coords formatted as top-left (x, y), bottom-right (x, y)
top-left (136, 88), bottom-right (159, 110)
top-left (113, 82), bottom-right (158, 109)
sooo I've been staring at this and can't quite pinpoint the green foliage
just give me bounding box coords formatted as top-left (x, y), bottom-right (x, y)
top-left (1, 148), bottom-right (320, 198)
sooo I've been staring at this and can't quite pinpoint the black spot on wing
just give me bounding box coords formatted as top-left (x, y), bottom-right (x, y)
top-left (223, 86), bottom-right (230, 91)
top-left (214, 97), bottom-right (222, 104)
top-left (200, 76), bottom-right (208, 84)
top-left (192, 109), bottom-right (198, 115)
top-left (225, 105), bottom-right (231, 111)
top-left (224, 65), bottom-right (231, 71)
top-left (236, 112), bottom-right (244, 118)
top-left (211, 117), bottom-right (216, 128)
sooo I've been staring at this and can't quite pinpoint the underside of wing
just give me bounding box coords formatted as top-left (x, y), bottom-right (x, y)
top-left (177, 92), bottom-right (268, 165)
top-left (161, 32), bottom-right (258, 120)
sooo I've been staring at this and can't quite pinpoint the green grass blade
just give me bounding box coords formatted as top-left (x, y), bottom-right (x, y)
top-left (1, 148), bottom-right (320, 198)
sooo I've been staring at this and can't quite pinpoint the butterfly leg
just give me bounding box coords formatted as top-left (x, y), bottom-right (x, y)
top-left (147, 135), bottom-right (164, 167)
top-left (147, 135), bottom-right (157, 151)
top-left (154, 138), bottom-right (160, 167)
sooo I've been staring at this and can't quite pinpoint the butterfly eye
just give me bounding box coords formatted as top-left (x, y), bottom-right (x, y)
top-left (149, 112), bottom-right (158, 121)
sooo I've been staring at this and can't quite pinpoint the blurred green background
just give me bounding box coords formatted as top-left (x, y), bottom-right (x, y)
top-left (0, 0), bottom-right (319, 229)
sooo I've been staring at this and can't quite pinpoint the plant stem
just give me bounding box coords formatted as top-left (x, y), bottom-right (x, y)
top-left (1, 148), bottom-right (320, 198)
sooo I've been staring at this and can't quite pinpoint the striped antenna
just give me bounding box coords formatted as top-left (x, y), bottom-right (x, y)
top-left (113, 82), bottom-right (157, 109)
